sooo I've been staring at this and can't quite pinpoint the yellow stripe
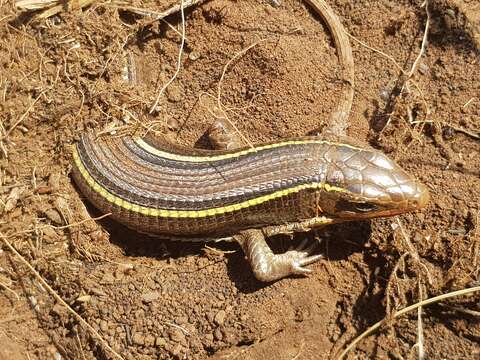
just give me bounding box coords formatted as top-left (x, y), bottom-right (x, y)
top-left (135, 138), bottom-right (362, 162)
top-left (73, 145), bottom-right (347, 218)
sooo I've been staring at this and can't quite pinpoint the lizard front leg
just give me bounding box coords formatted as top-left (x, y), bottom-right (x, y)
top-left (234, 229), bottom-right (323, 282)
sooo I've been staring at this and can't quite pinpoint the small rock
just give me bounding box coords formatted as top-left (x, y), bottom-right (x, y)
top-left (132, 333), bottom-right (145, 346)
top-left (166, 84), bottom-right (182, 102)
top-left (188, 51), bottom-right (200, 61)
top-left (418, 62), bottom-right (429, 75)
top-left (51, 303), bottom-right (65, 317)
top-left (166, 117), bottom-right (180, 131)
top-left (44, 208), bottom-right (62, 225)
top-left (75, 295), bottom-right (91, 303)
top-left (35, 185), bottom-right (51, 194)
top-left (48, 173), bottom-right (61, 192)
top-left (42, 226), bottom-right (58, 243)
top-left (204, 333), bottom-right (214, 341)
top-left (2, 187), bottom-right (24, 214)
top-left (155, 337), bottom-right (167, 347)
top-left (379, 87), bottom-right (390, 102)
top-left (170, 343), bottom-right (183, 358)
top-left (214, 310), bottom-right (226, 326)
top-left (214, 327), bottom-right (223, 341)
top-left (169, 329), bottom-right (185, 343)
top-left (144, 334), bottom-right (155, 346)
top-left (175, 316), bottom-right (188, 325)
top-left (206, 311), bottom-right (215, 323)
top-left (271, 0), bottom-right (281, 7)
top-left (100, 320), bottom-right (108, 332)
top-left (222, 328), bottom-right (234, 344)
top-left (100, 272), bottom-right (115, 285)
top-left (54, 197), bottom-right (69, 215)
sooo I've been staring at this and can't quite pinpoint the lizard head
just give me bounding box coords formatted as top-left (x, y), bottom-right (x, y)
top-left (318, 144), bottom-right (429, 220)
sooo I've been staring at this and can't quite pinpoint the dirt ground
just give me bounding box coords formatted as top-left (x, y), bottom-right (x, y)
top-left (0, 0), bottom-right (479, 359)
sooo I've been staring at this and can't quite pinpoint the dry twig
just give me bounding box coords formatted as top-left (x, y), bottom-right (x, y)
top-left (149, 0), bottom-right (186, 114)
top-left (0, 232), bottom-right (125, 360)
top-left (199, 39), bottom-right (266, 150)
top-left (338, 285), bottom-right (480, 359)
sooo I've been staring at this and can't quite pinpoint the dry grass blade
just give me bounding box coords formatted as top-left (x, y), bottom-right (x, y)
top-left (112, 0), bottom-right (205, 24)
top-left (15, 0), bottom-right (57, 10)
top-left (0, 232), bottom-right (125, 360)
top-left (16, 0), bottom-right (97, 18)
top-left (149, 0), bottom-right (186, 114)
top-left (337, 285), bottom-right (480, 359)
top-left (0, 278), bottom-right (20, 301)
top-left (212, 38), bottom-right (266, 150)
top-left (4, 91), bottom-right (45, 139)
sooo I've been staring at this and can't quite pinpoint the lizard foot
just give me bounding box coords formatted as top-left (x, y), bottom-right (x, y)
top-left (234, 229), bottom-right (323, 282)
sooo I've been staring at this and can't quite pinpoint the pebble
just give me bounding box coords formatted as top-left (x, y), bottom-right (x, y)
top-left (100, 320), bottom-right (108, 332)
top-left (100, 272), bottom-right (115, 285)
top-left (51, 303), bottom-right (65, 317)
top-left (170, 343), bottom-right (183, 358)
top-left (206, 311), bottom-right (215, 323)
top-left (214, 310), bottom-right (226, 326)
top-left (418, 62), bottom-right (429, 75)
top-left (175, 316), bottom-right (188, 325)
top-left (204, 333), bottom-right (214, 342)
top-left (75, 295), bottom-right (91, 303)
top-left (3, 187), bottom-right (24, 213)
top-left (44, 208), bottom-right (62, 225)
top-left (271, 0), bottom-right (281, 7)
top-left (42, 226), bottom-right (58, 243)
top-left (155, 337), bottom-right (167, 347)
top-left (188, 51), bottom-right (200, 61)
top-left (144, 334), bottom-right (155, 346)
top-left (166, 117), bottom-right (180, 131)
top-left (132, 333), bottom-right (145, 346)
top-left (48, 173), bottom-right (60, 192)
top-left (166, 84), bottom-right (182, 102)
top-left (379, 88), bottom-right (390, 101)
top-left (141, 291), bottom-right (160, 303)
top-left (169, 328), bottom-right (185, 343)
top-left (214, 327), bottom-right (223, 341)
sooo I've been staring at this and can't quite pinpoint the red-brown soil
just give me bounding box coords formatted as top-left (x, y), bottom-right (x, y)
top-left (0, 0), bottom-right (479, 359)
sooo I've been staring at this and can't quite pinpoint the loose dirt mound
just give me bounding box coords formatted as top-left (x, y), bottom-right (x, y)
top-left (0, 0), bottom-right (479, 359)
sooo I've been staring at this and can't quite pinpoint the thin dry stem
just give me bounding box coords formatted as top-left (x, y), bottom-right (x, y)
top-left (0, 278), bottom-right (20, 301)
top-left (49, 213), bottom-right (112, 230)
top-left (415, 281), bottom-right (425, 360)
top-left (213, 39), bottom-right (266, 150)
top-left (149, 0), bottom-right (186, 114)
top-left (0, 232), bottom-right (125, 360)
top-left (408, 1), bottom-right (431, 78)
top-left (338, 285), bottom-right (480, 359)
top-left (384, 0), bottom-right (431, 130)
top-left (4, 91), bottom-right (45, 138)
top-left (164, 321), bottom-right (190, 336)
top-left (439, 304), bottom-right (480, 317)
top-left (463, 97), bottom-right (476, 109)
top-left (345, 30), bottom-right (405, 75)
top-left (113, 0), bottom-right (204, 25)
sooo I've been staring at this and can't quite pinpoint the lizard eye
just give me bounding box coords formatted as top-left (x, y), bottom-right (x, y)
top-left (354, 202), bottom-right (379, 213)
top-left (335, 199), bottom-right (380, 213)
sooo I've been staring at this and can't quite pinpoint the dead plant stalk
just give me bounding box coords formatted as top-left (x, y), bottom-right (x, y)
top-left (149, 0), bottom-right (186, 114)
top-left (0, 232), bottom-right (125, 360)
